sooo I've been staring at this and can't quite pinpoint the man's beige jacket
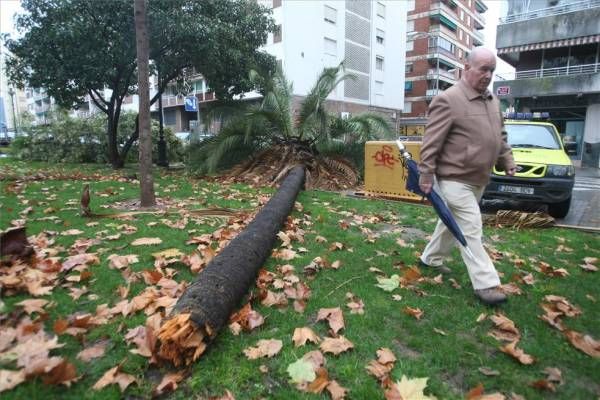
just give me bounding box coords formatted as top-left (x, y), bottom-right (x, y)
top-left (419, 79), bottom-right (515, 186)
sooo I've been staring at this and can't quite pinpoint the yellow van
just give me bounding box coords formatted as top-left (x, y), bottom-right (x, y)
top-left (483, 120), bottom-right (575, 218)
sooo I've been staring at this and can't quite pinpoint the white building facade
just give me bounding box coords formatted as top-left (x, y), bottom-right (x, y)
top-left (260, 0), bottom-right (408, 125)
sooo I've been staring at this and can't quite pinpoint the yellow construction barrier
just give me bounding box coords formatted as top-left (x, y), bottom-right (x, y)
top-left (364, 141), bottom-right (423, 201)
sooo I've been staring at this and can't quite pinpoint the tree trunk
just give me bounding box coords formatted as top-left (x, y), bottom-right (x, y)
top-left (134, 0), bottom-right (155, 206)
top-left (157, 166), bottom-right (305, 366)
top-left (106, 111), bottom-right (123, 169)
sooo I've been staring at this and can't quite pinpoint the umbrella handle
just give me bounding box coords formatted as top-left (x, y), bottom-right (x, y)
top-left (395, 140), bottom-right (412, 160)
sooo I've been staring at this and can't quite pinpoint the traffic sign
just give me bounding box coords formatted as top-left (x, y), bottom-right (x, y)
top-left (184, 96), bottom-right (198, 112)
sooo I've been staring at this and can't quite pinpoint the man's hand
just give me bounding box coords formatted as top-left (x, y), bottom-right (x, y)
top-left (506, 167), bottom-right (516, 176)
top-left (419, 182), bottom-right (433, 194)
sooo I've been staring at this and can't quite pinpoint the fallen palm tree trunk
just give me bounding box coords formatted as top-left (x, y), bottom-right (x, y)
top-left (156, 165), bottom-right (305, 367)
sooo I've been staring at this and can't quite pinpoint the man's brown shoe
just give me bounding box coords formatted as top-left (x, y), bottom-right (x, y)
top-left (475, 287), bottom-right (507, 305)
top-left (419, 260), bottom-right (451, 274)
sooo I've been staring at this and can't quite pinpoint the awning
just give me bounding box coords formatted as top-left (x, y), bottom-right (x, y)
top-left (430, 13), bottom-right (457, 31)
top-left (497, 34), bottom-right (600, 55)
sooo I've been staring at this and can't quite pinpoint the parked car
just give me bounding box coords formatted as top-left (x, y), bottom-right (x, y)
top-left (483, 120), bottom-right (575, 218)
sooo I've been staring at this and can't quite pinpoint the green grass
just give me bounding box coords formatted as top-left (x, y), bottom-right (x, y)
top-left (1, 158), bottom-right (599, 399)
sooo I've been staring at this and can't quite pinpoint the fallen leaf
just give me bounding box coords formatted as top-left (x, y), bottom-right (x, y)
top-left (77, 341), bottom-right (108, 362)
top-left (131, 237), bottom-right (162, 246)
top-left (0, 369), bottom-right (26, 393)
top-left (316, 307), bottom-right (345, 335)
top-left (92, 365), bottom-right (136, 392)
top-left (42, 359), bottom-right (79, 386)
top-left (306, 367), bottom-right (329, 394)
top-left (61, 229), bottom-right (84, 236)
top-left (287, 358), bottom-right (316, 384)
top-left (530, 379), bottom-right (555, 392)
top-left (403, 306), bottom-right (423, 320)
top-left (391, 375), bottom-right (437, 400)
top-left (326, 380), bottom-right (348, 400)
top-left (478, 367), bottom-right (500, 376)
top-left (543, 367), bottom-right (563, 384)
top-left (292, 327), bottom-right (321, 347)
top-left (153, 372), bottom-right (185, 396)
top-left (16, 299), bottom-right (48, 315)
top-left (500, 341), bottom-right (535, 365)
top-left (243, 339), bottom-right (283, 360)
top-left (564, 330), bottom-right (600, 358)
top-left (152, 248), bottom-right (183, 259)
top-left (376, 275), bottom-right (400, 292)
top-left (319, 336), bottom-right (354, 355)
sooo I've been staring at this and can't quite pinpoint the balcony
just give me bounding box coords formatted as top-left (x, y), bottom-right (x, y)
top-left (426, 89), bottom-right (441, 98)
top-left (493, 63), bottom-right (600, 98)
top-left (497, 2), bottom-right (600, 49)
top-left (472, 29), bottom-right (484, 44)
top-left (427, 68), bottom-right (457, 82)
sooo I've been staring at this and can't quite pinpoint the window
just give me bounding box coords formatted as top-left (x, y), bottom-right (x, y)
top-left (406, 40), bottom-right (414, 51)
top-left (466, 35), bottom-right (470, 45)
top-left (407, 0), bottom-right (415, 11)
top-left (376, 29), bottom-right (385, 45)
top-left (467, 15), bottom-right (471, 27)
top-left (324, 5), bottom-right (336, 24)
top-left (460, 9), bottom-right (464, 20)
top-left (459, 29), bottom-right (463, 40)
top-left (376, 56), bottom-right (384, 71)
top-left (404, 81), bottom-right (413, 92)
top-left (404, 102), bottom-right (412, 113)
top-left (459, 49), bottom-right (464, 59)
top-left (273, 25), bottom-right (282, 43)
top-left (405, 62), bottom-right (414, 73)
top-left (164, 109), bottom-right (176, 125)
top-left (377, 2), bottom-right (385, 18)
top-left (324, 37), bottom-right (337, 56)
top-left (375, 81), bottom-right (384, 94)
top-left (429, 36), bottom-right (456, 55)
top-left (407, 20), bottom-right (414, 32)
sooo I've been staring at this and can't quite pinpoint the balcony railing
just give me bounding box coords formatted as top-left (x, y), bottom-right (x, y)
top-left (427, 69), bottom-right (457, 80)
top-left (500, 0), bottom-right (600, 24)
top-left (426, 89), bottom-right (441, 97)
top-left (428, 45), bottom-right (456, 60)
top-left (496, 63), bottom-right (600, 80)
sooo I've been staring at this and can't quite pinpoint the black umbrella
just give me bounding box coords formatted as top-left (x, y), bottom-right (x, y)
top-left (395, 140), bottom-right (475, 260)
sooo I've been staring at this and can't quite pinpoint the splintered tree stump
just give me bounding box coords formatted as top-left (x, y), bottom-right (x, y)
top-left (157, 165), bottom-right (305, 366)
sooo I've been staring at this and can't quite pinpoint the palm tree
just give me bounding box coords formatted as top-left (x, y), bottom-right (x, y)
top-left (189, 64), bottom-right (393, 190)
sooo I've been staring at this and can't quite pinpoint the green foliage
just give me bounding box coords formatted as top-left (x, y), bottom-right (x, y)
top-left (187, 65), bottom-right (394, 175)
top-left (11, 111), bottom-right (184, 164)
top-left (4, 0), bottom-right (275, 167)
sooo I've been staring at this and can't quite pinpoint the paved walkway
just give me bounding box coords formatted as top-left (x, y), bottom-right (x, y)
top-left (481, 167), bottom-right (600, 230)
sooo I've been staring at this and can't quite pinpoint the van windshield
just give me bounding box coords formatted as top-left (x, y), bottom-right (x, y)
top-left (505, 124), bottom-right (561, 150)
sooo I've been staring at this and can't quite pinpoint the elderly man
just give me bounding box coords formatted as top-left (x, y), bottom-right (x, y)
top-left (418, 47), bottom-right (516, 305)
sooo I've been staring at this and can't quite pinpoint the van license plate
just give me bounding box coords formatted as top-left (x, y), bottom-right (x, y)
top-left (498, 185), bottom-right (534, 195)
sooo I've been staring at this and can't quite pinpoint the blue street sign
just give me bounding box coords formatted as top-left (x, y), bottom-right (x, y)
top-left (184, 96), bottom-right (198, 112)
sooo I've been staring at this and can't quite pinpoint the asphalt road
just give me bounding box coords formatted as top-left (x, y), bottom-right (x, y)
top-left (481, 167), bottom-right (600, 230)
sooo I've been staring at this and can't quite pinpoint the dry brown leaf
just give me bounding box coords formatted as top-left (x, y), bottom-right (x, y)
top-left (0, 369), bottom-right (26, 393)
top-left (489, 314), bottom-right (521, 342)
top-left (500, 341), bottom-right (535, 365)
top-left (153, 372), bottom-right (185, 396)
top-left (243, 339), bottom-right (283, 360)
top-left (76, 341), bottom-right (108, 362)
top-left (306, 367), bottom-right (329, 394)
top-left (564, 330), bottom-right (600, 358)
top-left (403, 306), bottom-right (423, 320)
top-left (125, 326), bottom-right (155, 358)
top-left (530, 379), bottom-right (555, 392)
top-left (292, 327), bottom-right (321, 347)
top-left (131, 237), bottom-right (162, 246)
top-left (261, 290), bottom-right (288, 308)
top-left (478, 367), bottom-right (500, 376)
top-left (316, 307), bottom-right (345, 335)
top-left (320, 336), bottom-right (354, 355)
top-left (61, 229), bottom-right (84, 236)
top-left (302, 350), bottom-right (326, 370)
top-left (41, 359), bottom-right (79, 386)
top-left (543, 367), bottom-right (563, 384)
top-left (326, 380), bottom-right (348, 400)
top-left (16, 299), bottom-right (49, 315)
top-left (92, 365), bottom-right (136, 392)
top-left (466, 383), bottom-right (484, 399)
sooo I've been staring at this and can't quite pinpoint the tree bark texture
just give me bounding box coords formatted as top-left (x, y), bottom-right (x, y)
top-left (172, 165), bottom-right (305, 335)
top-left (134, 0), bottom-right (156, 206)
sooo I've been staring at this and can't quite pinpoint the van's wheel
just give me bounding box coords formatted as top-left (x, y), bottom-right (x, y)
top-left (548, 197), bottom-right (571, 219)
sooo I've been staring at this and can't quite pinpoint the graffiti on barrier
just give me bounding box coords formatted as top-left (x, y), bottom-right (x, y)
top-left (372, 145), bottom-right (398, 169)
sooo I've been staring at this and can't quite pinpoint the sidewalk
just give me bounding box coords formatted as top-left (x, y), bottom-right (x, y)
top-left (557, 167), bottom-right (600, 230)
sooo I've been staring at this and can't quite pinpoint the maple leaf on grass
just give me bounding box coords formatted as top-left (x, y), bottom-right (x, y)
top-left (316, 307), bottom-right (345, 335)
top-left (403, 306), bottom-right (424, 320)
top-left (76, 341), bottom-right (108, 362)
top-left (243, 339), bottom-right (283, 360)
top-left (376, 275), bottom-right (400, 292)
top-left (0, 369), bottom-right (26, 393)
top-left (500, 341), bottom-right (535, 365)
top-left (92, 365), bottom-right (136, 392)
top-left (16, 299), bottom-right (49, 315)
top-left (326, 380), bottom-right (348, 400)
top-left (387, 375), bottom-right (437, 400)
top-left (153, 371), bottom-right (185, 396)
top-left (287, 358), bottom-right (316, 384)
top-left (564, 330), bottom-right (600, 358)
top-left (320, 336), bottom-right (354, 355)
top-left (131, 237), bottom-right (162, 246)
top-left (292, 327), bottom-right (321, 347)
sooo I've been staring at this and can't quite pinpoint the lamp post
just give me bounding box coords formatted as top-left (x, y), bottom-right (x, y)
top-left (7, 87), bottom-right (18, 137)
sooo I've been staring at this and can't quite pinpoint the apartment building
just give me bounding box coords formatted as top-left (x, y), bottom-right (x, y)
top-left (493, 0), bottom-right (600, 168)
top-left (260, 0), bottom-right (407, 126)
top-left (403, 0), bottom-right (487, 118)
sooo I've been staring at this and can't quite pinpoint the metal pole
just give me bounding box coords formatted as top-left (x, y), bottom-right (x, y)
top-left (157, 70), bottom-right (168, 167)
